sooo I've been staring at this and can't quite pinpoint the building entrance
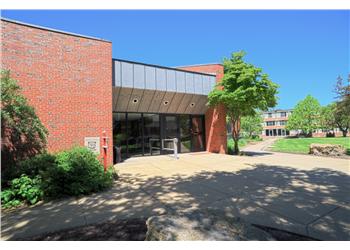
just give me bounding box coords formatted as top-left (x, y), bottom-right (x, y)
top-left (113, 112), bottom-right (205, 163)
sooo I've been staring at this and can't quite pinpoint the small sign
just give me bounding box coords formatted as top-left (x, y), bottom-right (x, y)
top-left (84, 137), bottom-right (100, 154)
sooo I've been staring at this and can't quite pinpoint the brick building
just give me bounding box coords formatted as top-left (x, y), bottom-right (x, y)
top-left (262, 109), bottom-right (348, 138)
top-left (1, 18), bottom-right (227, 165)
top-left (262, 109), bottom-right (295, 137)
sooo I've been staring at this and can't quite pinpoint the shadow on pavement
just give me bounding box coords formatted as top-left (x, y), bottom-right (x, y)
top-left (2, 163), bottom-right (349, 240)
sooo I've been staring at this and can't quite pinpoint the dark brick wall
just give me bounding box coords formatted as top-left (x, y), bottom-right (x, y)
top-left (1, 20), bottom-right (113, 165)
top-left (177, 64), bottom-right (227, 154)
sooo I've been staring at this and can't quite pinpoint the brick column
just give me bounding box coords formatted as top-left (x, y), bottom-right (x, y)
top-left (177, 64), bottom-right (227, 154)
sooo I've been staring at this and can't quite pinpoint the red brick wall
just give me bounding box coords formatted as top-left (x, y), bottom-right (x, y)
top-left (178, 64), bottom-right (227, 154)
top-left (1, 20), bottom-right (113, 165)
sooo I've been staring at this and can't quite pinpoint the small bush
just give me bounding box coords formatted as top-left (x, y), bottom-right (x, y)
top-left (2, 153), bottom-right (56, 187)
top-left (42, 147), bottom-right (113, 198)
top-left (227, 139), bottom-right (234, 155)
top-left (1, 174), bottom-right (43, 208)
top-left (1, 147), bottom-right (114, 208)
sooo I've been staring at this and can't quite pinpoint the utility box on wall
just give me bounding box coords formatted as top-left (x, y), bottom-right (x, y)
top-left (84, 137), bottom-right (100, 154)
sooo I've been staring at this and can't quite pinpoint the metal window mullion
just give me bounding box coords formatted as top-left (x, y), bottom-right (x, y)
top-left (141, 113), bottom-right (145, 156)
top-left (126, 112), bottom-right (129, 158)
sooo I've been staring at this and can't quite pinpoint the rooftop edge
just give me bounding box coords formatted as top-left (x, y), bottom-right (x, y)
top-left (1, 17), bottom-right (111, 43)
top-left (113, 58), bottom-right (217, 77)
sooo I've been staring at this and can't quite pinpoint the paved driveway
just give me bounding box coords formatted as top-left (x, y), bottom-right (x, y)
top-left (1, 150), bottom-right (349, 240)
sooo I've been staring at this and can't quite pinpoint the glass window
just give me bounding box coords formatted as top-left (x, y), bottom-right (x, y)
top-left (162, 115), bottom-right (178, 152)
top-left (268, 113), bottom-right (272, 118)
top-left (279, 120), bottom-right (286, 126)
top-left (143, 114), bottom-right (160, 156)
top-left (113, 113), bottom-right (127, 163)
top-left (266, 121), bottom-right (275, 126)
top-left (127, 113), bottom-right (143, 157)
top-left (179, 115), bottom-right (191, 153)
top-left (191, 116), bottom-right (205, 152)
top-left (280, 112), bottom-right (286, 117)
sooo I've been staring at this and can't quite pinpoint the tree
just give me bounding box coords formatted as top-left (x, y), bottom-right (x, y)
top-left (333, 75), bottom-right (350, 137)
top-left (320, 103), bottom-right (336, 132)
top-left (208, 51), bottom-right (279, 154)
top-left (240, 113), bottom-right (263, 138)
top-left (1, 70), bottom-right (48, 168)
top-left (286, 95), bottom-right (321, 137)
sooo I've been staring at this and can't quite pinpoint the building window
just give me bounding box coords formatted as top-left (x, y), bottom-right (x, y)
top-left (280, 112), bottom-right (286, 117)
top-left (143, 113), bottom-right (161, 156)
top-left (113, 112), bottom-right (205, 162)
top-left (279, 120), bottom-right (286, 126)
top-left (268, 113), bottom-right (272, 118)
top-left (266, 121), bottom-right (275, 126)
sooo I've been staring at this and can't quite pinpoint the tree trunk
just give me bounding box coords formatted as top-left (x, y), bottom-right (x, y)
top-left (341, 128), bottom-right (348, 137)
top-left (230, 115), bottom-right (240, 155)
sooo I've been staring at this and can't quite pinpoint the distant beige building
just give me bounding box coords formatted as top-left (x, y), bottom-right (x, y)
top-left (261, 109), bottom-right (296, 137)
top-left (261, 109), bottom-right (347, 138)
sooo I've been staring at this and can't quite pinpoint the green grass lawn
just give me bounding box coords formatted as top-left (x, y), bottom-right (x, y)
top-left (270, 137), bottom-right (350, 155)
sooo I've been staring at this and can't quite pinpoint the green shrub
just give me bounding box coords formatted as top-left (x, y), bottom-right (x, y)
top-left (42, 147), bottom-right (113, 198)
top-left (18, 153), bottom-right (56, 177)
top-left (227, 139), bottom-right (234, 155)
top-left (2, 153), bottom-right (56, 187)
top-left (1, 174), bottom-right (43, 208)
top-left (2, 147), bottom-right (114, 207)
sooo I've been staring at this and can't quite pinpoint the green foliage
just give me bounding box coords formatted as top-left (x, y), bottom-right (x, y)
top-left (320, 103), bottom-right (337, 131)
top-left (1, 174), bottom-right (43, 208)
top-left (2, 153), bottom-right (56, 187)
top-left (1, 69), bottom-right (48, 168)
top-left (42, 147), bottom-right (113, 198)
top-left (227, 137), bottom-right (262, 155)
top-left (240, 113), bottom-right (263, 138)
top-left (333, 75), bottom-right (350, 137)
top-left (286, 95), bottom-right (322, 136)
top-left (208, 51), bottom-right (278, 154)
top-left (2, 147), bottom-right (114, 208)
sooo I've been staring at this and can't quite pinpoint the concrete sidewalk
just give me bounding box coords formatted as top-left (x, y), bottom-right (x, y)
top-left (1, 152), bottom-right (349, 240)
top-left (242, 138), bottom-right (278, 152)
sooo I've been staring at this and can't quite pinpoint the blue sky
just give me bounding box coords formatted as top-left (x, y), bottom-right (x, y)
top-left (2, 10), bottom-right (349, 109)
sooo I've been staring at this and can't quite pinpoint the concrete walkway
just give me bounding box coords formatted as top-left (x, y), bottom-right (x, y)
top-left (242, 138), bottom-right (278, 152)
top-left (1, 148), bottom-right (349, 240)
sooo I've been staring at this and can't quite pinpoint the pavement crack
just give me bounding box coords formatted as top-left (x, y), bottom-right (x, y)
top-left (305, 205), bottom-right (340, 227)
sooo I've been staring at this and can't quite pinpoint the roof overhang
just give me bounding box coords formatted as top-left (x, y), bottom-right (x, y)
top-left (112, 59), bottom-right (216, 114)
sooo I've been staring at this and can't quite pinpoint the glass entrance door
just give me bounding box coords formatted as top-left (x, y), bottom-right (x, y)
top-left (113, 112), bottom-right (206, 162)
top-left (191, 116), bottom-right (205, 152)
top-left (161, 115), bottom-right (179, 154)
